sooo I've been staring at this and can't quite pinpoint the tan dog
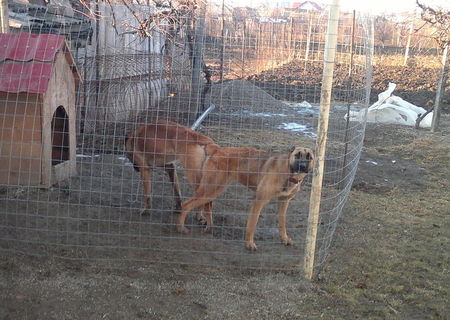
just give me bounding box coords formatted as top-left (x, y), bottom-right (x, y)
top-left (125, 120), bottom-right (217, 216)
top-left (177, 146), bottom-right (315, 250)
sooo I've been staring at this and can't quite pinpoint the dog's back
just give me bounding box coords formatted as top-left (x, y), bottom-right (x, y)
top-left (126, 120), bottom-right (215, 170)
top-left (204, 147), bottom-right (272, 188)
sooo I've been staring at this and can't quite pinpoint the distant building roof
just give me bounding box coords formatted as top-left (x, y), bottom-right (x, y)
top-left (293, 1), bottom-right (323, 11)
top-left (233, 6), bottom-right (258, 17)
top-left (0, 33), bottom-right (73, 94)
top-left (7, 0), bottom-right (92, 48)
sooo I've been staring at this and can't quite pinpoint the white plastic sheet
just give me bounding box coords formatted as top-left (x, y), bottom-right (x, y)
top-left (349, 83), bottom-right (433, 128)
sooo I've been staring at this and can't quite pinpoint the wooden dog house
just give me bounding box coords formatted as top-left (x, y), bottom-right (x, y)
top-left (0, 33), bottom-right (79, 186)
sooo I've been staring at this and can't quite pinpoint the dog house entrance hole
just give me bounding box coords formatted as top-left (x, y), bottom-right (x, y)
top-left (51, 106), bottom-right (70, 165)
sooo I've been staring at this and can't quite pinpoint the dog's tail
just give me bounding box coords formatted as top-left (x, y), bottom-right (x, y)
top-left (205, 143), bottom-right (220, 157)
top-left (125, 134), bottom-right (141, 173)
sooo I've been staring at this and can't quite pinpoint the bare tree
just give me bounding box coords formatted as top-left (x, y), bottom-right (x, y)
top-left (416, 0), bottom-right (449, 132)
top-left (74, 0), bottom-right (199, 39)
top-left (416, 1), bottom-right (449, 48)
top-left (76, 1), bottom-right (214, 114)
top-left (374, 16), bottom-right (394, 47)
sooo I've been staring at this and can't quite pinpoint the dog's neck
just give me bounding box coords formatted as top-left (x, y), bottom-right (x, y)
top-left (288, 174), bottom-right (308, 184)
top-left (287, 164), bottom-right (307, 184)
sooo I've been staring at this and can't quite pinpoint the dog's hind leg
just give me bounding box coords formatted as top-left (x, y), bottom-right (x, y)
top-left (177, 197), bottom-right (208, 233)
top-left (177, 185), bottom-right (226, 234)
top-left (200, 201), bottom-right (213, 233)
top-left (194, 201), bottom-right (214, 229)
top-left (164, 163), bottom-right (182, 213)
top-left (183, 166), bottom-right (208, 223)
top-left (139, 167), bottom-right (153, 215)
top-left (130, 149), bottom-right (153, 215)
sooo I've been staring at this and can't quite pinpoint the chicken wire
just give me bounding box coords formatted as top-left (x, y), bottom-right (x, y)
top-left (0, 0), bottom-right (372, 275)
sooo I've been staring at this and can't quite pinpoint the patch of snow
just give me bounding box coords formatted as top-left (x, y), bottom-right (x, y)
top-left (277, 122), bottom-right (317, 138)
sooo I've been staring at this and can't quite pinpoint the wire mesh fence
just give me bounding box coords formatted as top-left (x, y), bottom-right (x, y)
top-left (0, 0), bottom-right (373, 275)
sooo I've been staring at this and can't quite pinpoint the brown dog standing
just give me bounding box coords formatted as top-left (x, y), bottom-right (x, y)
top-left (177, 146), bottom-right (315, 250)
top-left (125, 120), bottom-right (217, 215)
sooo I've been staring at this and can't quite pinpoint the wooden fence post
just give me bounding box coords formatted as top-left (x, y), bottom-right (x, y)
top-left (431, 43), bottom-right (449, 132)
top-left (304, 0), bottom-right (340, 280)
top-left (288, 17), bottom-right (294, 59)
top-left (241, 20), bottom-right (246, 77)
top-left (219, 0), bottom-right (225, 83)
top-left (305, 12), bottom-right (313, 64)
top-left (0, 0), bottom-right (9, 33)
top-left (403, 23), bottom-right (413, 66)
top-left (340, 10), bottom-right (356, 189)
top-left (190, 0), bottom-right (206, 119)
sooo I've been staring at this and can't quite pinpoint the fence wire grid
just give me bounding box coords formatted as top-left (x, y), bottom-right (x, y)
top-left (0, 0), bottom-right (373, 274)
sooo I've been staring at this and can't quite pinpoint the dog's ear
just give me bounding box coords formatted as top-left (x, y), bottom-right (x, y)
top-left (307, 150), bottom-right (316, 169)
top-left (289, 146), bottom-right (296, 153)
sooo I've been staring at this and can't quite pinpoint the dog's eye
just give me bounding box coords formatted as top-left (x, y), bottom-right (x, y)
top-left (306, 152), bottom-right (312, 160)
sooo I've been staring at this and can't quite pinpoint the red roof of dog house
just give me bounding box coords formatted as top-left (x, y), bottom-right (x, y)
top-left (0, 33), bottom-right (73, 94)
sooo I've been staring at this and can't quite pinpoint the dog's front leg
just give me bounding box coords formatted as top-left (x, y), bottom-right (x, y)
top-left (277, 199), bottom-right (293, 246)
top-left (245, 199), bottom-right (268, 251)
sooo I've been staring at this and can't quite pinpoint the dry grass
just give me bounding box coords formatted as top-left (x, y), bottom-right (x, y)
top-left (314, 115), bottom-right (450, 319)
top-left (389, 137), bottom-right (450, 168)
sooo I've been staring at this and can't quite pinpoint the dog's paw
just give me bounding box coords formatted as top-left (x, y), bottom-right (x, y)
top-left (139, 208), bottom-right (150, 215)
top-left (246, 241), bottom-right (258, 251)
top-left (281, 236), bottom-right (294, 246)
top-left (196, 212), bottom-right (207, 225)
top-left (202, 225), bottom-right (212, 234)
top-left (176, 225), bottom-right (190, 234)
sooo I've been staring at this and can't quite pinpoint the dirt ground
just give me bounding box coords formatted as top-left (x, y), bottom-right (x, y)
top-left (1, 55), bottom-right (449, 319)
top-left (248, 55), bottom-right (450, 111)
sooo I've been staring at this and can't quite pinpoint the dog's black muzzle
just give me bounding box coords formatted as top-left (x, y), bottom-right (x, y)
top-left (290, 159), bottom-right (310, 174)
